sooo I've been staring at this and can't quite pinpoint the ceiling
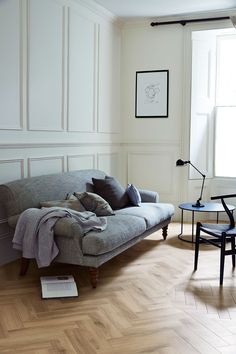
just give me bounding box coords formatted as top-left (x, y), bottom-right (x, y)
top-left (92, 0), bottom-right (236, 19)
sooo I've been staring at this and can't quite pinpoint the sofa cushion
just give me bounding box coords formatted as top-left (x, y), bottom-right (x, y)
top-left (115, 203), bottom-right (175, 229)
top-left (40, 199), bottom-right (85, 212)
top-left (82, 214), bottom-right (146, 255)
top-left (126, 184), bottom-right (141, 206)
top-left (92, 176), bottom-right (129, 210)
top-left (74, 192), bottom-right (114, 216)
top-left (0, 169), bottom-right (106, 218)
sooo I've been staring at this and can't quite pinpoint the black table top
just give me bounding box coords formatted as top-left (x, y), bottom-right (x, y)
top-left (179, 202), bottom-right (235, 212)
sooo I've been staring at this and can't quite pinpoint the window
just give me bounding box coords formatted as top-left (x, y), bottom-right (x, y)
top-left (190, 29), bottom-right (236, 179)
top-left (215, 35), bottom-right (236, 177)
top-left (215, 107), bottom-right (236, 177)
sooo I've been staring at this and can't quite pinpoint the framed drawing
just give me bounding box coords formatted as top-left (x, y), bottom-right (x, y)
top-left (135, 70), bottom-right (169, 118)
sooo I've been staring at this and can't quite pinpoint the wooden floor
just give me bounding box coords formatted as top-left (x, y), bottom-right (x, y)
top-left (1, 222), bottom-right (236, 353)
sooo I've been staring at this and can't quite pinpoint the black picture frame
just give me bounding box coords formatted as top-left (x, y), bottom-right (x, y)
top-left (135, 70), bottom-right (169, 118)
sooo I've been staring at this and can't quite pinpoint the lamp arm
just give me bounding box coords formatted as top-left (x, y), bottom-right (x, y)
top-left (188, 161), bottom-right (206, 178)
top-left (197, 175), bottom-right (206, 204)
top-left (176, 158), bottom-right (206, 208)
top-left (188, 161), bottom-right (206, 208)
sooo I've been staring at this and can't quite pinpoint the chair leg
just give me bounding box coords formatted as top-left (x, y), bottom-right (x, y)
top-left (231, 236), bottom-right (236, 268)
top-left (194, 222), bottom-right (201, 271)
top-left (220, 234), bottom-right (226, 286)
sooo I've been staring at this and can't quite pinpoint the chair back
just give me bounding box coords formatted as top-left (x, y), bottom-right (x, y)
top-left (211, 193), bottom-right (236, 229)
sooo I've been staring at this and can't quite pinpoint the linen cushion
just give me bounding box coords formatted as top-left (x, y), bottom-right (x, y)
top-left (92, 176), bottom-right (129, 210)
top-left (40, 199), bottom-right (85, 212)
top-left (82, 214), bottom-right (146, 255)
top-left (74, 192), bottom-right (114, 216)
top-left (126, 184), bottom-right (141, 206)
top-left (115, 203), bottom-right (175, 229)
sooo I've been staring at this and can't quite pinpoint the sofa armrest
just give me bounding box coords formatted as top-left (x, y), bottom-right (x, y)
top-left (54, 217), bottom-right (85, 264)
top-left (54, 217), bottom-right (83, 239)
top-left (8, 214), bottom-right (20, 228)
top-left (8, 214), bottom-right (84, 241)
top-left (138, 189), bottom-right (159, 203)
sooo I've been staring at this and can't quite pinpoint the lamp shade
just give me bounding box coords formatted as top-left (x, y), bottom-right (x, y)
top-left (176, 159), bottom-right (188, 166)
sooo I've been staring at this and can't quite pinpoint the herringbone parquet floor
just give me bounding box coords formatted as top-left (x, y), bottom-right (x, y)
top-left (1, 222), bottom-right (236, 353)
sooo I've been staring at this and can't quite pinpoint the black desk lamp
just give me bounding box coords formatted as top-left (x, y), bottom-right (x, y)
top-left (176, 159), bottom-right (206, 208)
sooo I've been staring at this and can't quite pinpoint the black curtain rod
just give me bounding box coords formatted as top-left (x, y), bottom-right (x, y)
top-left (150, 16), bottom-right (230, 27)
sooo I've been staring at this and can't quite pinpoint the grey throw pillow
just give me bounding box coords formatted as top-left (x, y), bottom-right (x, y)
top-left (74, 192), bottom-right (114, 216)
top-left (40, 198), bottom-right (85, 212)
top-left (126, 184), bottom-right (141, 206)
top-left (92, 176), bottom-right (129, 210)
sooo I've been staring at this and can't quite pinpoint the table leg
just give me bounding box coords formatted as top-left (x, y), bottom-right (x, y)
top-left (178, 209), bottom-right (184, 236)
top-left (178, 209), bottom-right (195, 244)
top-left (191, 211), bottom-right (195, 242)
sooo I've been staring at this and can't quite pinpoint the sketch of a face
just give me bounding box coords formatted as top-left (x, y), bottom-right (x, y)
top-left (145, 83), bottom-right (160, 103)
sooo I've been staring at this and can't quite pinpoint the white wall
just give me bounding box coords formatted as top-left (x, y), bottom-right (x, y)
top-left (121, 19), bottom-right (235, 224)
top-left (0, 0), bottom-right (122, 264)
top-left (121, 22), bottom-right (184, 210)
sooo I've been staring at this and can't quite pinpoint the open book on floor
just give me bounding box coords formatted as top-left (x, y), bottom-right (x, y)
top-left (40, 275), bottom-right (78, 299)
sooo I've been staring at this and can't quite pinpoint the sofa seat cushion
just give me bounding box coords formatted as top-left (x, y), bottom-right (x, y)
top-left (82, 214), bottom-right (146, 255)
top-left (115, 203), bottom-right (175, 229)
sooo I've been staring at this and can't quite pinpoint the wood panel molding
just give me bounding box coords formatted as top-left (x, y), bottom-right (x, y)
top-left (0, 159), bottom-right (24, 184)
top-left (97, 152), bottom-right (119, 177)
top-left (67, 7), bottom-right (97, 132)
top-left (0, 0), bottom-right (22, 130)
top-left (67, 153), bottom-right (96, 171)
top-left (122, 141), bottom-right (180, 147)
top-left (27, 0), bottom-right (65, 131)
top-left (27, 156), bottom-right (65, 177)
top-left (0, 142), bottom-right (121, 149)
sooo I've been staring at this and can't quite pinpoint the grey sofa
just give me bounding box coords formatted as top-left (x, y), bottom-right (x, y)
top-left (0, 169), bottom-right (174, 287)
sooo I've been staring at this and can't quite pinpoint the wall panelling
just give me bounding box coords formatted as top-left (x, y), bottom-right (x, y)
top-left (67, 154), bottom-right (96, 171)
top-left (0, 0), bottom-right (121, 266)
top-left (97, 152), bottom-right (120, 179)
top-left (0, 159), bottom-right (24, 184)
top-left (28, 0), bottom-right (64, 131)
top-left (98, 23), bottom-right (120, 133)
top-left (67, 8), bottom-right (97, 132)
top-left (0, 0), bottom-right (21, 130)
top-left (28, 156), bottom-right (65, 177)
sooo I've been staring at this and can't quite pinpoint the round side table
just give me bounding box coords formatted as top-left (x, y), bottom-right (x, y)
top-left (178, 202), bottom-right (235, 243)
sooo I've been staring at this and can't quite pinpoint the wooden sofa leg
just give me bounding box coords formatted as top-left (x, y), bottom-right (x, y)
top-left (89, 267), bottom-right (99, 288)
top-left (162, 225), bottom-right (168, 240)
top-left (19, 257), bottom-right (30, 276)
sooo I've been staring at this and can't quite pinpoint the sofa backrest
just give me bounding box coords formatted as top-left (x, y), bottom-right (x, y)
top-left (0, 169), bottom-right (106, 218)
